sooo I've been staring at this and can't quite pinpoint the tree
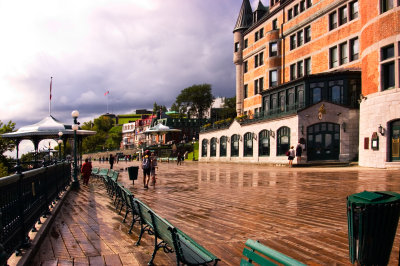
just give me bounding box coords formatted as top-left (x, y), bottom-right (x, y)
top-left (0, 120), bottom-right (16, 176)
top-left (175, 84), bottom-right (214, 119)
top-left (153, 102), bottom-right (168, 113)
top-left (0, 120), bottom-right (16, 155)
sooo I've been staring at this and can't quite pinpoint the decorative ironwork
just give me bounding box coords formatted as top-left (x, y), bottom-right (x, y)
top-left (0, 163), bottom-right (71, 264)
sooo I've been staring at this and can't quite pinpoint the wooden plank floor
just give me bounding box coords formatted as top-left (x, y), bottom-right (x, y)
top-left (25, 161), bottom-right (400, 265)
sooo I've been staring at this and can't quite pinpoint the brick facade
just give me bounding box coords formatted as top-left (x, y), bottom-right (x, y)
top-left (200, 0), bottom-right (400, 167)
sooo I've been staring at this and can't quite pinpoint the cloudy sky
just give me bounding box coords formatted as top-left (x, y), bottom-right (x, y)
top-left (0, 0), bottom-right (262, 130)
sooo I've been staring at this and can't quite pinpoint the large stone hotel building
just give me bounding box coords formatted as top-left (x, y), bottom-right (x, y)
top-left (199, 0), bottom-right (400, 168)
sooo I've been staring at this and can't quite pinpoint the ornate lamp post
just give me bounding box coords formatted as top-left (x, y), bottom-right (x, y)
top-left (192, 137), bottom-right (196, 161)
top-left (58, 131), bottom-right (63, 161)
top-left (71, 110), bottom-right (80, 189)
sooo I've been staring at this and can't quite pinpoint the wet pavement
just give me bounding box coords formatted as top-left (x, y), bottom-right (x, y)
top-left (19, 161), bottom-right (400, 265)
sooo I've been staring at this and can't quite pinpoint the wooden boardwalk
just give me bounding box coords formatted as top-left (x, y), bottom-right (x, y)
top-left (16, 161), bottom-right (400, 265)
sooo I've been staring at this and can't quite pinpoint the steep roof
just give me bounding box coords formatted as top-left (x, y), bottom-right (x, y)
top-left (255, 0), bottom-right (268, 12)
top-left (233, 0), bottom-right (253, 32)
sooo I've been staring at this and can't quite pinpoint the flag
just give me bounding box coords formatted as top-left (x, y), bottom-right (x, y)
top-left (50, 77), bottom-right (53, 100)
top-left (104, 90), bottom-right (109, 96)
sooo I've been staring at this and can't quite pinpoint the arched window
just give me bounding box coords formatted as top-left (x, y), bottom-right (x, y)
top-left (220, 136), bottom-right (227, 157)
top-left (277, 127), bottom-right (290, 156)
top-left (231, 134), bottom-right (239, 157)
top-left (201, 139), bottom-right (208, 157)
top-left (259, 130), bottom-right (270, 156)
top-left (210, 138), bottom-right (217, 157)
top-left (244, 132), bottom-right (253, 157)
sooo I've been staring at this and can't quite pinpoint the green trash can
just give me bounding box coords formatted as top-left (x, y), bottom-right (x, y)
top-left (347, 191), bottom-right (400, 265)
top-left (127, 166), bottom-right (138, 184)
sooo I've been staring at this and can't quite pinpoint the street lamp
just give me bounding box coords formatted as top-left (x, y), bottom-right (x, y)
top-left (192, 137), bottom-right (196, 161)
top-left (58, 131), bottom-right (63, 161)
top-left (72, 110), bottom-right (80, 189)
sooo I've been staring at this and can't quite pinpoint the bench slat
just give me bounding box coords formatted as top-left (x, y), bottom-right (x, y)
top-left (240, 258), bottom-right (256, 266)
top-left (242, 248), bottom-right (276, 266)
top-left (244, 239), bottom-right (306, 266)
top-left (174, 228), bottom-right (219, 265)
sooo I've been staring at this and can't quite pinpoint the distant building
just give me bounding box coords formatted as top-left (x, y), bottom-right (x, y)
top-left (199, 0), bottom-right (400, 168)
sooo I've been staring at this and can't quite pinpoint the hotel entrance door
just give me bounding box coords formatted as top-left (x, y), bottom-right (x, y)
top-left (391, 120), bottom-right (400, 161)
top-left (307, 123), bottom-right (340, 161)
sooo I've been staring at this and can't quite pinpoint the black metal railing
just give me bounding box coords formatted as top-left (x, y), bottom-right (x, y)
top-left (0, 162), bottom-right (71, 264)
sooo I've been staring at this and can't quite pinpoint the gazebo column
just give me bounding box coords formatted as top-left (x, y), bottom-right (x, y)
top-left (14, 139), bottom-right (22, 173)
top-left (33, 138), bottom-right (40, 168)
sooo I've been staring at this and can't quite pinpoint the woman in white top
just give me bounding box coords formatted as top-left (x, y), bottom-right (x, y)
top-left (288, 146), bottom-right (295, 167)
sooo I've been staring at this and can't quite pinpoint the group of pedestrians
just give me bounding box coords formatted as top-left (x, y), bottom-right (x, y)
top-left (287, 142), bottom-right (304, 167)
top-left (141, 150), bottom-right (157, 189)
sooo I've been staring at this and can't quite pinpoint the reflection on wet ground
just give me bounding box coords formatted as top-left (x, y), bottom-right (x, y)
top-left (29, 161), bottom-right (400, 265)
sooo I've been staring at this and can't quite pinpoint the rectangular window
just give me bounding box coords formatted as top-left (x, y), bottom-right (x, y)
top-left (330, 46), bottom-right (338, 68)
top-left (270, 70), bottom-right (278, 87)
top-left (244, 84), bottom-right (248, 98)
top-left (290, 34), bottom-right (297, 50)
top-left (288, 9), bottom-right (293, 20)
top-left (260, 77), bottom-right (264, 92)
top-left (297, 61), bottom-right (304, 78)
top-left (297, 31), bottom-right (304, 47)
top-left (307, 0), bottom-right (312, 8)
top-left (290, 64), bottom-right (296, 80)
top-left (329, 12), bottom-right (338, 30)
top-left (350, 38), bottom-right (359, 61)
top-left (244, 61), bottom-right (248, 73)
top-left (305, 26), bottom-right (311, 43)
top-left (381, 0), bottom-right (394, 13)
top-left (255, 32), bottom-right (259, 42)
top-left (259, 51), bottom-right (264, 66)
top-left (350, 1), bottom-right (359, 20)
top-left (300, 0), bottom-right (306, 12)
top-left (259, 28), bottom-right (264, 38)
top-left (270, 42), bottom-right (278, 57)
top-left (244, 39), bottom-right (248, 49)
top-left (272, 19), bottom-right (278, 30)
top-left (339, 6), bottom-right (348, 25)
top-left (340, 42), bottom-right (348, 65)
top-left (235, 42), bottom-right (240, 52)
top-left (382, 44), bottom-right (395, 60)
top-left (382, 62), bottom-right (395, 90)
top-left (254, 80), bottom-right (259, 94)
top-left (255, 54), bottom-right (259, 68)
top-left (294, 4), bottom-right (299, 16)
top-left (305, 57), bottom-right (311, 75)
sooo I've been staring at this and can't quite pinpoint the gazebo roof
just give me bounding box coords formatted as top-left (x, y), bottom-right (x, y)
top-left (144, 123), bottom-right (181, 135)
top-left (1, 115), bottom-right (96, 140)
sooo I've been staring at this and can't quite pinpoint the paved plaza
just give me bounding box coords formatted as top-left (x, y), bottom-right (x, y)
top-left (16, 161), bottom-right (400, 265)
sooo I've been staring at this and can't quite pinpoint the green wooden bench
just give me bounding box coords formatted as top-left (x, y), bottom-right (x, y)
top-left (106, 170), bottom-right (119, 196)
top-left (241, 239), bottom-right (306, 266)
top-left (171, 227), bottom-right (220, 266)
top-left (91, 167), bottom-right (99, 177)
top-left (96, 168), bottom-right (109, 181)
top-left (134, 199), bottom-right (220, 265)
top-left (120, 187), bottom-right (140, 234)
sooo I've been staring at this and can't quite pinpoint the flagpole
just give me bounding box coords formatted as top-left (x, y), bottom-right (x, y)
top-left (49, 77), bottom-right (53, 116)
top-left (107, 92), bottom-right (109, 113)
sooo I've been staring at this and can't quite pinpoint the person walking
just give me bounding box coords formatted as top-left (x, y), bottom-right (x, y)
top-left (81, 158), bottom-right (92, 185)
top-left (142, 151), bottom-right (151, 189)
top-left (296, 142), bottom-right (303, 164)
top-left (177, 152), bottom-right (182, 165)
top-left (288, 146), bottom-right (295, 167)
top-left (150, 152), bottom-right (158, 185)
top-left (109, 154), bottom-right (114, 169)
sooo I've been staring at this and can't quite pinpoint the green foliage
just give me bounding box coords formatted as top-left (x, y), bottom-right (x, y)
top-left (81, 117), bottom-right (122, 153)
top-left (175, 84), bottom-right (214, 119)
top-left (153, 102), bottom-right (168, 113)
top-left (0, 162), bottom-right (8, 177)
top-left (0, 120), bottom-right (16, 154)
